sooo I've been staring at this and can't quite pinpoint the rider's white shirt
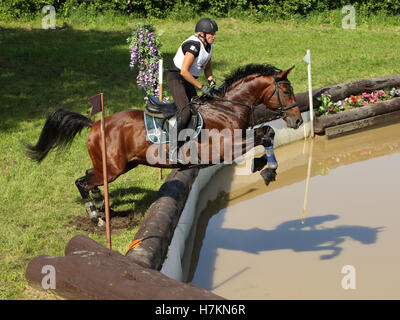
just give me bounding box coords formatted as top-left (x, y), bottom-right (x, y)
top-left (173, 35), bottom-right (213, 78)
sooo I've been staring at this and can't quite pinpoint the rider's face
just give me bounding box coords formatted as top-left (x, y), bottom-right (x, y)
top-left (205, 32), bottom-right (216, 44)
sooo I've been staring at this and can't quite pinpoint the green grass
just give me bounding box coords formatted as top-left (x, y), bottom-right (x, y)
top-left (1, 11), bottom-right (400, 299)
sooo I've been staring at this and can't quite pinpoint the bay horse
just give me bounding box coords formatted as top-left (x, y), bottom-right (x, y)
top-left (26, 63), bottom-right (303, 223)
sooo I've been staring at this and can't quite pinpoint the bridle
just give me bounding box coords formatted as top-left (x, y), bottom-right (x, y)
top-left (194, 72), bottom-right (299, 127)
top-left (263, 73), bottom-right (299, 119)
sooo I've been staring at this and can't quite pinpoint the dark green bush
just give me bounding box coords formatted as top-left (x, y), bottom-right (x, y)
top-left (1, 0), bottom-right (400, 20)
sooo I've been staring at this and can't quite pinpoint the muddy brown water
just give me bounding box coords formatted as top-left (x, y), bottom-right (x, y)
top-left (185, 123), bottom-right (400, 299)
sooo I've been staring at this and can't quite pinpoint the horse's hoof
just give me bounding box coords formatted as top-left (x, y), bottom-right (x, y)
top-left (97, 218), bottom-right (105, 227)
top-left (252, 155), bottom-right (268, 173)
top-left (260, 168), bottom-right (277, 186)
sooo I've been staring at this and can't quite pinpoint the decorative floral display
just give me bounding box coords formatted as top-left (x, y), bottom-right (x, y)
top-left (127, 22), bottom-right (166, 100)
top-left (316, 88), bottom-right (400, 117)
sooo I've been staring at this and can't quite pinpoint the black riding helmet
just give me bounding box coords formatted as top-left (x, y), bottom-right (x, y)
top-left (195, 18), bottom-right (218, 34)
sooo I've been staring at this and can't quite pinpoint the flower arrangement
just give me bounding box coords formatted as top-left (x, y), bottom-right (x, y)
top-left (316, 93), bottom-right (343, 116)
top-left (316, 88), bottom-right (400, 117)
top-left (127, 22), bottom-right (167, 100)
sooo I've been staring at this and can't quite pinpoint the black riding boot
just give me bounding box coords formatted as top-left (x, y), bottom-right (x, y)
top-left (169, 113), bottom-right (188, 163)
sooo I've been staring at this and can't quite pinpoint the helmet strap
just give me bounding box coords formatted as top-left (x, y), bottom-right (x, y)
top-left (199, 32), bottom-right (209, 46)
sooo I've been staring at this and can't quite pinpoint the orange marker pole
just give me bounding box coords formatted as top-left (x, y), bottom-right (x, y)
top-left (100, 93), bottom-right (111, 249)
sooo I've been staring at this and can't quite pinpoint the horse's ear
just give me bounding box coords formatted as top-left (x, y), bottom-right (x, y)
top-left (279, 65), bottom-right (295, 79)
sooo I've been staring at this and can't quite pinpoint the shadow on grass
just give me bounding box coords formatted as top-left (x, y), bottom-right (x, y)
top-left (109, 185), bottom-right (158, 217)
top-left (0, 26), bottom-right (176, 132)
top-left (71, 184), bottom-right (159, 234)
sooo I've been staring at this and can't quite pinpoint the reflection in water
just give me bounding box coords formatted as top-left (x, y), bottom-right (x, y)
top-left (185, 123), bottom-right (400, 299)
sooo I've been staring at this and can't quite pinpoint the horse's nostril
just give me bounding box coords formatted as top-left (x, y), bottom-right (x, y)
top-left (296, 118), bottom-right (303, 128)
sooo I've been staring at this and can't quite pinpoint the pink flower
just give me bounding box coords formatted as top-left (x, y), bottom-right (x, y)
top-left (363, 92), bottom-right (371, 99)
top-left (363, 101), bottom-right (368, 105)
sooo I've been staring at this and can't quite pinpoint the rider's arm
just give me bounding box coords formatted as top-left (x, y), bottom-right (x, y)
top-left (180, 52), bottom-right (203, 89)
top-left (204, 58), bottom-right (214, 84)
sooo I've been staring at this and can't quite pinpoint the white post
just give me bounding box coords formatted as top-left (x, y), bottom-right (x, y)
top-left (158, 59), bottom-right (163, 181)
top-left (303, 50), bottom-right (314, 138)
top-left (158, 59), bottom-right (163, 100)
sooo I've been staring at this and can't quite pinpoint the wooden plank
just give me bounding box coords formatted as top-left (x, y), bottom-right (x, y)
top-left (26, 235), bottom-right (224, 300)
top-left (326, 110), bottom-right (400, 138)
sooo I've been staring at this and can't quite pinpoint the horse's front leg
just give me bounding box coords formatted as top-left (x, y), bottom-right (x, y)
top-left (252, 126), bottom-right (278, 185)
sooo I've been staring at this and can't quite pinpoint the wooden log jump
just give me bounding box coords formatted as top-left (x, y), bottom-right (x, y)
top-left (295, 73), bottom-right (400, 113)
top-left (314, 97), bottom-right (400, 134)
top-left (126, 168), bottom-right (200, 270)
top-left (325, 109), bottom-right (400, 138)
top-left (25, 235), bottom-right (223, 300)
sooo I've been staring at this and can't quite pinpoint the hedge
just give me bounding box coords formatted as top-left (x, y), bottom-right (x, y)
top-left (1, 0), bottom-right (400, 20)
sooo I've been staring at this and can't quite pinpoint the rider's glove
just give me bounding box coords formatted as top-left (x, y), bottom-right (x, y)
top-left (208, 78), bottom-right (216, 86)
top-left (200, 85), bottom-right (214, 97)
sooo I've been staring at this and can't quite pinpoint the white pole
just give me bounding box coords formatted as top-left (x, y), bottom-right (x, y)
top-left (300, 50), bottom-right (315, 224)
top-left (158, 59), bottom-right (163, 181)
top-left (306, 50), bottom-right (314, 138)
top-left (158, 59), bottom-right (163, 92)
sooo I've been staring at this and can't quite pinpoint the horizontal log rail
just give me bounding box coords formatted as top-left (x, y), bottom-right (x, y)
top-left (295, 73), bottom-right (400, 113)
top-left (314, 97), bottom-right (400, 133)
top-left (26, 235), bottom-right (223, 300)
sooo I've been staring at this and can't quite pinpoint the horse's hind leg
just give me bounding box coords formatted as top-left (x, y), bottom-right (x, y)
top-left (85, 169), bottom-right (105, 212)
top-left (91, 187), bottom-right (105, 212)
top-left (75, 173), bottom-right (99, 223)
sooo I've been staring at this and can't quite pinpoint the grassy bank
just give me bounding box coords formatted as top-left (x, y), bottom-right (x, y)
top-left (1, 13), bottom-right (399, 299)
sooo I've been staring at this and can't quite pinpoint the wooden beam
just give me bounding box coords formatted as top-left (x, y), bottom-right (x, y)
top-left (325, 110), bottom-right (400, 139)
top-left (26, 235), bottom-right (224, 300)
top-left (314, 97), bottom-right (400, 133)
top-left (126, 168), bottom-right (200, 270)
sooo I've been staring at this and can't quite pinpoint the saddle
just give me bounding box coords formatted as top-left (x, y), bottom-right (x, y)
top-left (145, 95), bottom-right (177, 119)
top-left (144, 95), bottom-right (203, 144)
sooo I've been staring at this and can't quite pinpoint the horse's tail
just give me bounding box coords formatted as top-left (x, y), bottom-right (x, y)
top-left (25, 108), bottom-right (94, 163)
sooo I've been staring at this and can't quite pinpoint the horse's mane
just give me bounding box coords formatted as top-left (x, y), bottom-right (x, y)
top-left (221, 63), bottom-right (282, 90)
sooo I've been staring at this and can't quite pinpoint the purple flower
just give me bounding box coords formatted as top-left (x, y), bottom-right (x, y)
top-left (128, 23), bottom-right (163, 98)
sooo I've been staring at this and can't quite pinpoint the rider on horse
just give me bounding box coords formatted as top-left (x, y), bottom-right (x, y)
top-left (167, 18), bottom-right (220, 148)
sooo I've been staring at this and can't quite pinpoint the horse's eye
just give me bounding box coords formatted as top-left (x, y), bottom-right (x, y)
top-left (285, 86), bottom-right (294, 94)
